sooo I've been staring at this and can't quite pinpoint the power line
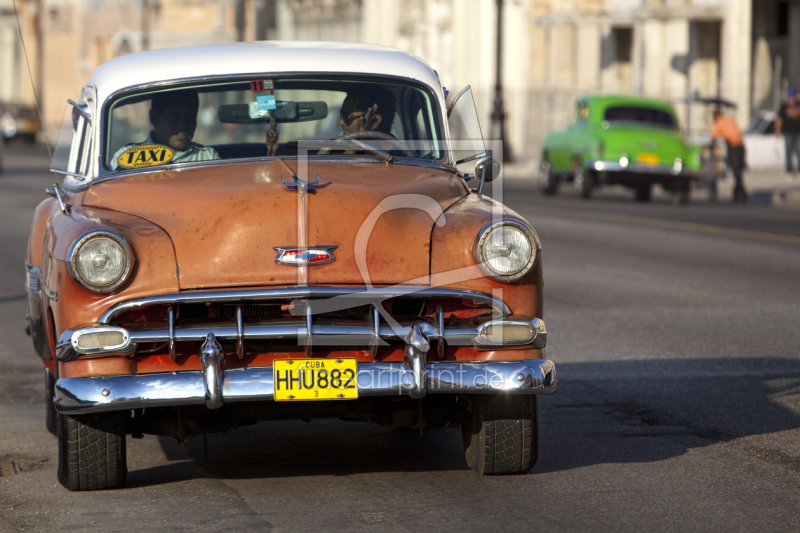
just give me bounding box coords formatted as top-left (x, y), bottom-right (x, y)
top-left (12, 0), bottom-right (52, 161)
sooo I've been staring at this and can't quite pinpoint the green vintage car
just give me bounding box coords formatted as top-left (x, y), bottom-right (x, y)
top-left (539, 94), bottom-right (702, 203)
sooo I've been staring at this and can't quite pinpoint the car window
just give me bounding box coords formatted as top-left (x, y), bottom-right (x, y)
top-left (603, 106), bottom-right (677, 129)
top-left (105, 77), bottom-right (443, 171)
top-left (52, 100), bottom-right (93, 178)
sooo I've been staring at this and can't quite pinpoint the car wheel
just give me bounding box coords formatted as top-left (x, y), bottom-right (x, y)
top-left (539, 160), bottom-right (558, 195)
top-left (572, 160), bottom-right (593, 199)
top-left (57, 411), bottom-right (127, 491)
top-left (634, 184), bottom-right (652, 202)
top-left (461, 395), bottom-right (538, 475)
top-left (45, 369), bottom-right (57, 437)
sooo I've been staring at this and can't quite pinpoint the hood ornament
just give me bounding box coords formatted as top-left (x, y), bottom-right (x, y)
top-left (274, 246), bottom-right (338, 266)
top-left (277, 158), bottom-right (331, 192)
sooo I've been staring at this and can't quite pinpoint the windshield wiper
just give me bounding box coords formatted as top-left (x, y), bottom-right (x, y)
top-left (342, 138), bottom-right (393, 163)
top-left (286, 139), bottom-right (393, 163)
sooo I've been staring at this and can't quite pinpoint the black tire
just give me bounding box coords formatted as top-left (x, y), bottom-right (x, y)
top-left (634, 184), bottom-right (652, 202)
top-left (539, 160), bottom-right (558, 195)
top-left (462, 395), bottom-right (538, 475)
top-left (57, 411), bottom-right (127, 491)
top-left (572, 160), bottom-right (593, 199)
top-left (45, 369), bottom-right (57, 437)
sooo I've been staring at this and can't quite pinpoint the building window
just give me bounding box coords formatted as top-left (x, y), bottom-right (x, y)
top-left (613, 27), bottom-right (633, 63)
top-left (778, 1), bottom-right (789, 37)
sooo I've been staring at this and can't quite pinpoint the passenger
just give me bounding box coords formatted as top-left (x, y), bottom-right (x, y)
top-left (110, 89), bottom-right (218, 169)
top-left (338, 87), bottom-right (396, 137)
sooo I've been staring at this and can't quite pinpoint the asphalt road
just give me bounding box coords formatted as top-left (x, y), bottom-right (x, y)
top-left (2, 144), bottom-right (800, 532)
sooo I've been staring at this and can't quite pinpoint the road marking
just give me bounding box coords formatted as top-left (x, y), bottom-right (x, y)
top-left (530, 205), bottom-right (800, 245)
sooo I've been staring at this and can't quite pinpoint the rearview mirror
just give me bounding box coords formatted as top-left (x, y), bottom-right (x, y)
top-left (475, 155), bottom-right (501, 183)
top-left (218, 101), bottom-right (328, 124)
top-left (474, 155), bottom-right (501, 194)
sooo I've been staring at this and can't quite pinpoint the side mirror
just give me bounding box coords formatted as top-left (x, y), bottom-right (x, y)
top-left (475, 155), bottom-right (501, 193)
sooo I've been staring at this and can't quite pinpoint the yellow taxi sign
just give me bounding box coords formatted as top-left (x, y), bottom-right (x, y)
top-left (117, 144), bottom-right (175, 169)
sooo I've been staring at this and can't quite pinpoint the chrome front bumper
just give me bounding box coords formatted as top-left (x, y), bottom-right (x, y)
top-left (587, 159), bottom-right (689, 176)
top-left (54, 359), bottom-right (557, 415)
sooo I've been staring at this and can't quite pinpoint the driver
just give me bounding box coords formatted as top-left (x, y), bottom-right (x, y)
top-left (110, 88), bottom-right (219, 169)
top-left (338, 87), bottom-right (396, 136)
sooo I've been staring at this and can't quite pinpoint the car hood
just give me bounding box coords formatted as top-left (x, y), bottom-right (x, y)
top-left (83, 160), bottom-right (468, 289)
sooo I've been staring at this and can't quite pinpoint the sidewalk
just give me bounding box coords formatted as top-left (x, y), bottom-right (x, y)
top-left (500, 161), bottom-right (800, 207)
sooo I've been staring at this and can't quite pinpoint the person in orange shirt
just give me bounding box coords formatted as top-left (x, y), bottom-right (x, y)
top-left (711, 109), bottom-right (748, 203)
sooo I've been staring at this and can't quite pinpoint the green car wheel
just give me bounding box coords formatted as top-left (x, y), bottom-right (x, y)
top-left (539, 160), bottom-right (558, 195)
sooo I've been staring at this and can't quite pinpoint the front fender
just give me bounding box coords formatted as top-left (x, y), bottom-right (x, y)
top-left (41, 206), bottom-right (179, 340)
top-left (430, 194), bottom-right (543, 319)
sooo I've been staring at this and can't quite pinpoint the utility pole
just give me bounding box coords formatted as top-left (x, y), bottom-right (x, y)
top-left (491, 0), bottom-right (512, 162)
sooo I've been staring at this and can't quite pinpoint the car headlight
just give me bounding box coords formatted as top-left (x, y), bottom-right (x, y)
top-left (67, 230), bottom-right (133, 292)
top-left (474, 220), bottom-right (540, 282)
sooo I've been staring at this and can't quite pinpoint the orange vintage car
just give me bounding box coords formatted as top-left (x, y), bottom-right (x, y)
top-left (25, 42), bottom-right (555, 490)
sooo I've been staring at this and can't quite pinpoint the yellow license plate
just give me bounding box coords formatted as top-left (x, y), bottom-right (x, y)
top-left (638, 153), bottom-right (660, 165)
top-left (273, 358), bottom-right (358, 401)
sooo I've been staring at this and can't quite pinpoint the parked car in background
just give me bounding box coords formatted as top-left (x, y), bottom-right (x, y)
top-left (744, 110), bottom-right (785, 169)
top-left (539, 94), bottom-right (702, 203)
top-left (26, 41), bottom-right (556, 491)
top-left (1, 102), bottom-right (42, 143)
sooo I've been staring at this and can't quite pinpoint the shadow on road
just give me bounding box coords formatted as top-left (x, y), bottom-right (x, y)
top-left (115, 356), bottom-right (800, 487)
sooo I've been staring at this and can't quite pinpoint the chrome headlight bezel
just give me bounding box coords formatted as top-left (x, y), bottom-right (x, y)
top-left (66, 229), bottom-right (134, 293)
top-left (473, 219), bottom-right (541, 282)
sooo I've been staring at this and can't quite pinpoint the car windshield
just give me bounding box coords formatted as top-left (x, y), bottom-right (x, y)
top-left (105, 76), bottom-right (442, 171)
top-left (603, 106), bottom-right (677, 129)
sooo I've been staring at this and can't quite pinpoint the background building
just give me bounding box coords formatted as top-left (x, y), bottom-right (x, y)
top-left (0, 0), bottom-right (796, 163)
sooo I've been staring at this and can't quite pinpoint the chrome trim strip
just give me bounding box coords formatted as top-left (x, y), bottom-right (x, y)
top-left (236, 305), bottom-right (244, 360)
top-left (369, 305), bottom-right (381, 359)
top-left (446, 86), bottom-right (472, 117)
top-left (50, 169), bottom-right (89, 180)
top-left (99, 286), bottom-right (512, 324)
top-left (435, 305), bottom-right (445, 360)
top-left (168, 307), bottom-right (175, 361)
top-left (66, 229), bottom-right (134, 293)
top-left (41, 284), bottom-right (58, 302)
top-left (68, 99), bottom-right (92, 126)
top-left (588, 160), bottom-right (693, 176)
top-left (25, 264), bottom-right (41, 295)
top-left (53, 359), bottom-right (557, 414)
top-left (304, 304), bottom-right (313, 358)
top-left (56, 316), bottom-right (546, 361)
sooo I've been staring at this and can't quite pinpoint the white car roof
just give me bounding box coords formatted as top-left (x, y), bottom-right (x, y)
top-left (86, 41), bottom-right (442, 104)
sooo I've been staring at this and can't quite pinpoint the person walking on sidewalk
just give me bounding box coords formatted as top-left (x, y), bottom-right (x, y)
top-left (711, 109), bottom-right (748, 203)
top-left (776, 87), bottom-right (800, 178)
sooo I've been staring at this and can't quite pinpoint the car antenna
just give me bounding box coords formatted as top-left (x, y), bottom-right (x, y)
top-left (11, 0), bottom-right (52, 162)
